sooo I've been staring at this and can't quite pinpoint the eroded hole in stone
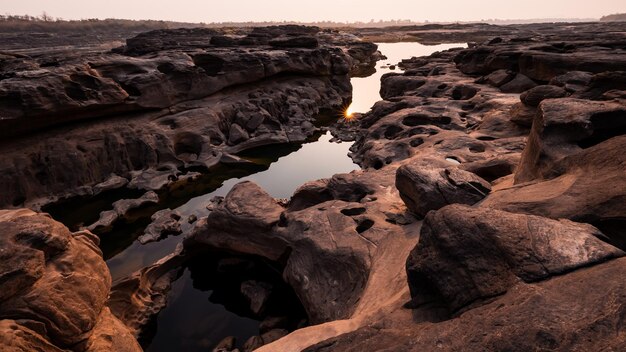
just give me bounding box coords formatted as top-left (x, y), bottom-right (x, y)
top-left (174, 132), bottom-right (203, 157)
top-left (576, 111), bottom-right (626, 149)
top-left (341, 207), bottom-right (367, 216)
top-left (470, 162), bottom-right (514, 182)
top-left (403, 114), bottom-right (451, 126)
top-left (469, 144), bottom-right (486, 153)
top-left (193, 54), bottom-right (226, 76)
top-left (355, 218), bottom-right (375, 233)
top-left (384, 125), bottom-right (404, 139)
top-left (410, 138), bottom-right (424, 147)
top-left (445, 156), bottom-right (461, 164)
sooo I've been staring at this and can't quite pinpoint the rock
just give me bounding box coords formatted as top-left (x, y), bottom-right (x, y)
top-left (187, 181), bottom-right (287, 261)
top-left (259, 316), bottom-right (290, 334)
top-left (241, 280), bottom-right (273, 316)
top-left (303, 258), bottom-right (626, 352)
top-left (0, 209), bottom-right (140, 350)
top-left (520, 85), bottom-right (568, 107)
top-left (243, 335), bottom-right (264, 352)
top-left (499, 73), bottom-right (537, 93)
top-left (93, 174), bottom-right (129, 195)
top-left (549, 70), bottom-right (593, 93)
top-left (261, 329), bottom-right (289, 344)
top-left (228, 123), bottom-right (250, 145)
top-left (187, 214), bottom-right (198, 223)
top-left (213, 336), bottom-right (236, 352)
top-left (379, 74), bottom-right (426, 99)
top-left (81, 307), bottom-right (143, 352)
top-left (514, 98), bottom-right (626, 183)
top-left (485, 69), bottom-right (515, 87)
top-left (396, 160), bottom-right (491, 218)
top-left (509, 102), bottom-right (537, 126)
top-left (269, 36), bottom-right (319, 48)
top-left (482, 135), bottom-right (626, 248)
top-left (0, 320), bottom-right (65, 352)
top-left (406, 204), bottom-right (623, 313)
top-left (138, 209), bottom-right (182, 244)
top-left (87, 191), bottom-right (160, 233)
top-left (0, 26), bottom-right (379, 208)
top-left (108, 249), bottom-right (185, 337)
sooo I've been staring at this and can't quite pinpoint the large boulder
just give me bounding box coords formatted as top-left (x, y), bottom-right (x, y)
top-left (396, 160), bottom-right (491, 218)
top-left (483, 135), bottom-right (626, 248)
top-left (406, 204), bottom-right (623, 314)
top-left (0, 209), bottom-right (141, 351)
top-left (519, 85), bottom-right (568, 107)
top-left (514, 98), bottom-right (626, 183)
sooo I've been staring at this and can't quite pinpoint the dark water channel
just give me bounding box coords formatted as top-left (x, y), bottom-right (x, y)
top-left (45, 42), bottom-right (465, 351)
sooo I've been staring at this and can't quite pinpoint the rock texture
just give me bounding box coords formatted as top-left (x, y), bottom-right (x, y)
top-left (259, 22), bottom-right (626, 351)
top-left (0, 26), bottom-right (379, 210)
top-left (407, 204), bottom-right (623, 314)
top-left (0, 209), bottom-right (141, 351)
top-left (2, 21), bottom-right (626, 352)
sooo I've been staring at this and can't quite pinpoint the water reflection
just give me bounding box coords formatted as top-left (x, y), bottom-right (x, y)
top-left (347, 42), bottom-right (466, 114)
top-left (107, 131), bottom-right (358, 280)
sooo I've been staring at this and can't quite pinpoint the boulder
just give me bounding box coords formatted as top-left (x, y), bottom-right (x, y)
top-left (396, 160), bottom-right (491, 218)
top-left (499, 73), bottom-right (537, 93)
top-left (519, 85), bottom-right (568, 107)
top-left (406, 204), bottom-right (623, 314)
top-left (514, 98), bottom-right (626, 183)
top-left (138, 209), bottom-right (182, 244)
top-left (0, 209), bottom-right (140, 351)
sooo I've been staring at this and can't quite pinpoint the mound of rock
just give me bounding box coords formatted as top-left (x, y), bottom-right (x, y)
top-left (0, 209), bottom-right (141, 351)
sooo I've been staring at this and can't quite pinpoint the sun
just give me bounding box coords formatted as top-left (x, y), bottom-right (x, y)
top-left (343, 104), bottom-right (355, 121)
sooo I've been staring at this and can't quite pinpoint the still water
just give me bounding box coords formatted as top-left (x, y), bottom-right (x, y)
top-left (347, 42), bottom-right (466, 114)
top-left (105, 41), bottom-right (466, 352)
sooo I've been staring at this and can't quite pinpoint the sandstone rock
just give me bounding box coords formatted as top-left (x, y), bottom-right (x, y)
top-left (82, 307), bottom-right (142, 352)
top-left (549, 70), bottom-right (593, 93)
top-left (483, 135), bottom-right (626, 248)
top-left (108, 250), bottom-right (185, 337)
top-left (406, 204), bottom-right (623, 313)
top-left (485, 69), bottom-right (515, 87)
top-left (138, 209), bottom-right (182, 244)
top-left (499, 73), bottom-right (537, 93)
top-left (243, 335), bottom-right (264, 352)
top-left (87, 191), bottom-right (160, 233)
top-left (396, 160), bottom-right (491, 218)
top-left (228, 123), bottom-right (250, 145)
top-left (514, 98), bottom-right (626, 183)
top-left (259, 316), bottom-right (289, 334)
top-left (213, 336), bottom-right (236, 352)
top-left (0, 209), bottom-right (139, 351)
top-left (304, 258), bottom-right (626, 351)
top-left (0, 320), bottom-right (65, 352)
top-left (261, 329), bottom-right (289, 344)
top-left (519, 85), bottom-right (568, 107)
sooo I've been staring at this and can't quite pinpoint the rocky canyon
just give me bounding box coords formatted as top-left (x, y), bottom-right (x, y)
top-left (0, 17), bottom-right (625, 352)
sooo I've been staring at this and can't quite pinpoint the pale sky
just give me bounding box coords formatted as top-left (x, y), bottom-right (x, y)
top-left (3, 0), bottom-right (625, 23)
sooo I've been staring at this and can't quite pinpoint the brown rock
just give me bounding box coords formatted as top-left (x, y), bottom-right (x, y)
top-left (406, 204), bottom-right (623, 313)
top-left (396, 160), bottom-right (491, 218)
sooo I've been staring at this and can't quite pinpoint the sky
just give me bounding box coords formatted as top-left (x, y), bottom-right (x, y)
top-left (2, 0), bottom-right (625, 23)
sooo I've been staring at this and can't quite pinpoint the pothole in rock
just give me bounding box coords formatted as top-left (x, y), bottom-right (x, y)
top-left (142, 250), bottom-right (309, 352)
